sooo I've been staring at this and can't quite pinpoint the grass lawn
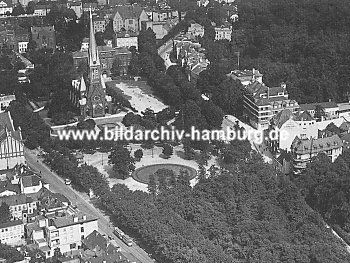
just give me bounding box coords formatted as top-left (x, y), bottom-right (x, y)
top-left (132, 163), bottom-right (197, 184)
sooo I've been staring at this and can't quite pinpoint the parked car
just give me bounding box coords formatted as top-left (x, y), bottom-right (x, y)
top-left (64, 178), bottom-right (71, 185)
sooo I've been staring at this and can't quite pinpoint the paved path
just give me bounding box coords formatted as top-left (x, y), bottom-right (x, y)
top-left (25, 148), bottom-right (155, 263)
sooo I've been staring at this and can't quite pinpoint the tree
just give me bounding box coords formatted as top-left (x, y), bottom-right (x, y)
top-left (0, 243), bottom-right (24, 263)
top-left (128, 52), bottom-right (141, 76)
top-left (0, 203), bottom-right (11, 223)
top-left (26, 1), bottom-right (35, 14)
top-left (314, 104), bottom-right (326, 121)
top-left (103, 19), bottom-right (115, 40)
top-left (111, 57), bottom-right (121, 76)
top-left (148, 173), bottom-right (157, 195)
top-left (95, 32), bottom-right (105, 46)
top-left (108, 144), bottom-right (135, 179)
top-left (12, 4), bottom-right (25, 16)
top-left (162, 144), bottom-right (173, 158)
top-left (177, 169), bottom-right (191, 188)
top-left (134, 149), bottom-right (143, 161)
top-left (138, 28), bottom-right (157, 54)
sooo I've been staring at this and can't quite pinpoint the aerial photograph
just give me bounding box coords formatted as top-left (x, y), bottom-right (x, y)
top-left (0, 0), bottom-right (350, 262)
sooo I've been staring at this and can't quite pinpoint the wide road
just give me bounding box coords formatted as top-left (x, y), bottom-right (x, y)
top-left (24, 148), bottom-right (155, 263)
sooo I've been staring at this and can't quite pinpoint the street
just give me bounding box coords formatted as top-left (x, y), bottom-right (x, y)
top-left (24, 148), bottom-right (155, 263)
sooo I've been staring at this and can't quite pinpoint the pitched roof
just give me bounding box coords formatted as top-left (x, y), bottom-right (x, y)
top-left (83, 230), bottom-right (108, 251)
top-left (294, 110), bottom-right (314, 121)
top-left (0, 220), bottom-right (23, 229)
top-left (291, 134), bottom-right (343, 155)
top-left (0, 194), bottom-right (34, 206)
top-left (114, 4), bottom-right (145, 20)
top-left (300, 101), bottom-right (339, 111)
top-left (271, 109), bottom-right (294, 128)
top-left (0, 111), bottom-right (21, 141)
top-left (22, 175), bottom-right (41, 188)
top-left (0, 180), bottom-right (20, 195)
top-left (51, 213), bottom-right (97, 228)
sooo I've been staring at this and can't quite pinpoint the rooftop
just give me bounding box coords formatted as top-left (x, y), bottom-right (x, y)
top-left (0, 193), bottom-right (34, 206)
top-left (300, 101), bottom-right (339, 111)
top-left (0, 220), bottom-right (23, 229)
top-left (50, 213), bottom-right (97, 228)
top-left (292, 134), bottom-right (343, 155)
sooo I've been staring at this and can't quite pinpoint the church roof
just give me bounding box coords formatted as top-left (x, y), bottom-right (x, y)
top-left (89, 9), bottom-right (100, 66)
top-left (0, 112), bottom-right (22, 142)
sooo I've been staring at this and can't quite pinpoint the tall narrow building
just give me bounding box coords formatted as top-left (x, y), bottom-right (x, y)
top-left (76, 10), bottom-right (112, 118)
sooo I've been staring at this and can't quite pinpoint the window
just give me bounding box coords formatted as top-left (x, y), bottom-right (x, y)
top-left (81, 227), bottom-right (84, 232)
top-left (70, 243), bottom-right (76, 249)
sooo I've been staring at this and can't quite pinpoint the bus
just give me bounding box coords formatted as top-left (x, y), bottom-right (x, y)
top-left (114, 228), bottom-right (132, 246)
top-left (121, 234), bottom-right (133, 246)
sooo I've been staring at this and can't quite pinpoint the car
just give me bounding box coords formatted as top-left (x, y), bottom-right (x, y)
top-left (64, 178), bottom-right (71, 185)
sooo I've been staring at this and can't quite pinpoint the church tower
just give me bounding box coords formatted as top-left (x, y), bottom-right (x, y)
top-left (83, 9), bottom-right (110, 118)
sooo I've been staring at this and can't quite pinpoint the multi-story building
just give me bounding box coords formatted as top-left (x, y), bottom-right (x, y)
top-left (243, 82), bottom-right (300, 130)
top-left (116, 30), bottom-right (137, 49)
top-left (93, 16), bottom-right (106, 33)
top-left (31, 26), bottom-right (56, 50)
top-left (146, 8), bottom-right (178, 22)
top-left (0, 220), bottom-right (24, 245)
top-left (0, 111), bottom-right (25, 171)
top-left (291, 134), bottom-right (343, 174)
top-left (266, 109), bottom-right (318, 153)
top-left (45, 213), bottom-right (98, 256)
top-left (33, 4), bottom-right (51, 17)
top-left (0, 0), bottom-right (12, 15)
top-left (68, 2), bottom-right (83, 18)
top-left (215, 24), bottom-right (232, 40)
top-left (227, 68), bottom-right (263, 86)
top-left (0, 194), bottom-right (37, 221)
top-left (299, 101), bottom-right (339, 120)
top-left (112, 4), bottom-right (149, 33)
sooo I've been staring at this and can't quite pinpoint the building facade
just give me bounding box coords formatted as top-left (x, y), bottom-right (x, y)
top-left (0, 194), bottom-right (37, 221)
top-left (0, 0), bottom-right (12, 15)
top-left (227, 69), bottom-right (263, 86)
top-left (0, 112), bottom-right (25, 171)
top-left (116, 31), bottom-right (137, 49)
top-left (112, 5), bottom-right (149, 33)
top-left (187, 23), bottom-right (205, 38)
top-left (215, 25), bottom-right (232, 40)
top-left (243, 82), bottom-right (300, 130)
top-left (0, 220), bottom-right (24, 245)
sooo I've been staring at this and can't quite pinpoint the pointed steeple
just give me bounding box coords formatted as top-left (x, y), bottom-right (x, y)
top-left (80, 75), bottom-right (86, 92)
top-left (89, 8), bottom-right (100, 66)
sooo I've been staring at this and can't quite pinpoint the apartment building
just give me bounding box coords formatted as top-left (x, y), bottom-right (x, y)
top-left (0, 194), bottom-right (37, 221)
top-left (243, 82), bottom-right (300, 130)
top-left (299, 101), bottom-right (339, 120)
top-left (93, 17), bottom-right (106, 33)
top-left (0, 220), bottom-right (24, 245)
top-left (0, 0), bottom-right (12, 15)
top-left (266, 109), bottom-right (318, 153)
top-left (214, 25), bottom-right (232, 40)
top-left (116, 31), bottom-right (138, 49)
top-left (112, 5), bottom-right (149, 33)
top-left (291, 134), bottom-right (343, 174)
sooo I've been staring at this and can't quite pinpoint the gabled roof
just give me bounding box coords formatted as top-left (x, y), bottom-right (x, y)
top-left (0, 193), bottom-right (34, 206)
top-left (114, 4), bottom-right (145, 20)
top-left (294, 110), bottom-right (314, 121)
top-left (291, 134), bottom-right (343, 155)
top-left (0, 111), bottom-right (21, 141)
top-left (22, 175), bottom-right (41, 188)
top-left (83, 230), bottom-right (108, 251)
top-left (0, 220), bottom-right (23, 229)
top-left (300, 101), bottom-right (339, 111)
top-left (0, 180), bottom-right (20, 195)
top-left (271, 109), bottom-right (294, 128)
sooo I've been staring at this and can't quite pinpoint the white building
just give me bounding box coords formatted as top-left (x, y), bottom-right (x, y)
top-left (300, 101), bottom-right (339, 120)
top-left (18, 41), bottom-right (28, 53)
top-left (0, 220), bottom-right (24, 245)
top-left (0, 194), bottom-right (37, 221)
top-left (227, 68), bottom-right (263, 86)
top-left (267, 109), bottom-right (318, 153)
top-left (215, 25), bottom-right (232, 40)
top-left (0, 1), bottom-right (12, 15)
top-left (116, 31), bottom-right (138, 49)
top-left (291, 134), bottom-right (343, 174)
top-left (29, 212), bottom-right (98, 258)
top-left (0, 95), bottom-right (15, 112)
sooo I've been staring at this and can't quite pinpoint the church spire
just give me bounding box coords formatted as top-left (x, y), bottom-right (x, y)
top-left (89, 8), bottom-right (100, 66)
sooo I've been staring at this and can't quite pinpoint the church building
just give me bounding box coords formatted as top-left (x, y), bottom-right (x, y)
top-left (71, 10), bottom-right (113, 118)
top-left (0, 111), bottom-right (25, 172)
